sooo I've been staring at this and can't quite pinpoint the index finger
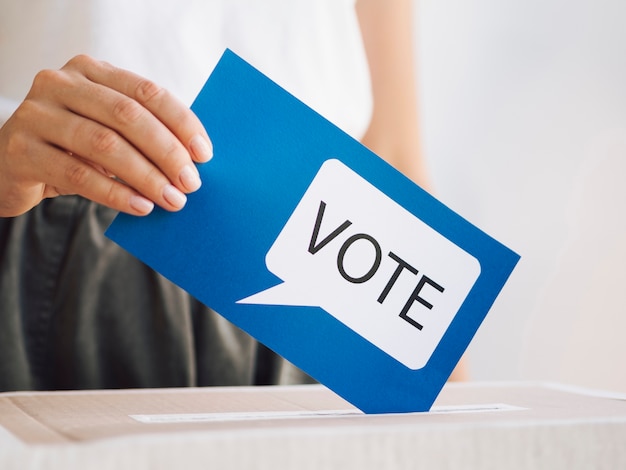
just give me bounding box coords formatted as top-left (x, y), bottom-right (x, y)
top-left (69, 56), bottom-right (213, 164)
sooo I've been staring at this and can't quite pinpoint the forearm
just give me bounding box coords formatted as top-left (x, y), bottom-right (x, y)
top-left (356, 0), bottom-right (469, 380)
top-left (356, 0), bottom-right (431, 191)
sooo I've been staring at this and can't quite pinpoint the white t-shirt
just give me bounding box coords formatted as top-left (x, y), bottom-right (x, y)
top-left (0, 0), bottom-right (373, 139)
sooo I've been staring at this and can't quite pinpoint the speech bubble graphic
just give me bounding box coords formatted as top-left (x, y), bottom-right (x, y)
top-left (238, 159), bottom-right (481, 370)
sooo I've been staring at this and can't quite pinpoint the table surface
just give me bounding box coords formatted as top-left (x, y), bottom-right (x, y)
top-left (1, 381), bottom-right (625, 470)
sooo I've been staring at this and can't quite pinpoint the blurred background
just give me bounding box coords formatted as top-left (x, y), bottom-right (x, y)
top-left (415, 0), bottom-right (626, 392)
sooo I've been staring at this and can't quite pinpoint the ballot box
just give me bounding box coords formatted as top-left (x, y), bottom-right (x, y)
top-left (1, 382), bottom-right (624, 469)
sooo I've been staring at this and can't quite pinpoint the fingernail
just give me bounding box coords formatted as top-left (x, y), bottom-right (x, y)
top-left (163, 184), bottom-right (187, 209)
top-left (190, 134), bottom-right (213, 163)
top-left (179, 165), bottom-right (202, 192)
top-left (130, 195), bottom-right (155, 215)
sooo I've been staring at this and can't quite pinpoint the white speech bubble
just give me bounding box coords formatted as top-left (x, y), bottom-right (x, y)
top-left (238, 159), bottom-right (480, 370)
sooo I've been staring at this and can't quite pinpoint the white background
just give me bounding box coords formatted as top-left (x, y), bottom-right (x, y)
top-left (415, 0), bottom-right (626, 392)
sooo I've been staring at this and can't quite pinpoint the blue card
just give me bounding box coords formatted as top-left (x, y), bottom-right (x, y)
top-left (106, 49), bottom-right (519, 413)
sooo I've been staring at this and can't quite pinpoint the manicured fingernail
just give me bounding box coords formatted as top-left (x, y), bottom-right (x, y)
top-left (163, 184), bottom-right (187, 209)
top-left (130, 195), bottom-right (155, 215)
top-left (190, 134), bottom-right (213, 163)
top-left (179, 165), bottom-right (201, 192)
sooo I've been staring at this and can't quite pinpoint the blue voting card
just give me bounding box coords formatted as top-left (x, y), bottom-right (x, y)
top-left (106, 49), bottom-right (520, 414)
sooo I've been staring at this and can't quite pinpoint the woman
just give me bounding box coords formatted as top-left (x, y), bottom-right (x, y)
top-left (0, 0), bottom-right (464, 391)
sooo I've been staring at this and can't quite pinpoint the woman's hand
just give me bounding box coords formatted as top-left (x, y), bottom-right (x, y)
top-left (0, 55), bottom-right (213, 217)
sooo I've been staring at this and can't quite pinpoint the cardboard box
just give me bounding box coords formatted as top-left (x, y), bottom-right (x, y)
top-left (1, 382), bottom-right (624, 469)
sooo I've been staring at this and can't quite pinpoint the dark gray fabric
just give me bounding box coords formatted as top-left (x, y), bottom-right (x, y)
top-left (0, 196), bottom-right (311, 392)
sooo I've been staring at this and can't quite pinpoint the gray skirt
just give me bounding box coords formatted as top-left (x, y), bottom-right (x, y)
top-left (0, 196), bottom-right (311, 392)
